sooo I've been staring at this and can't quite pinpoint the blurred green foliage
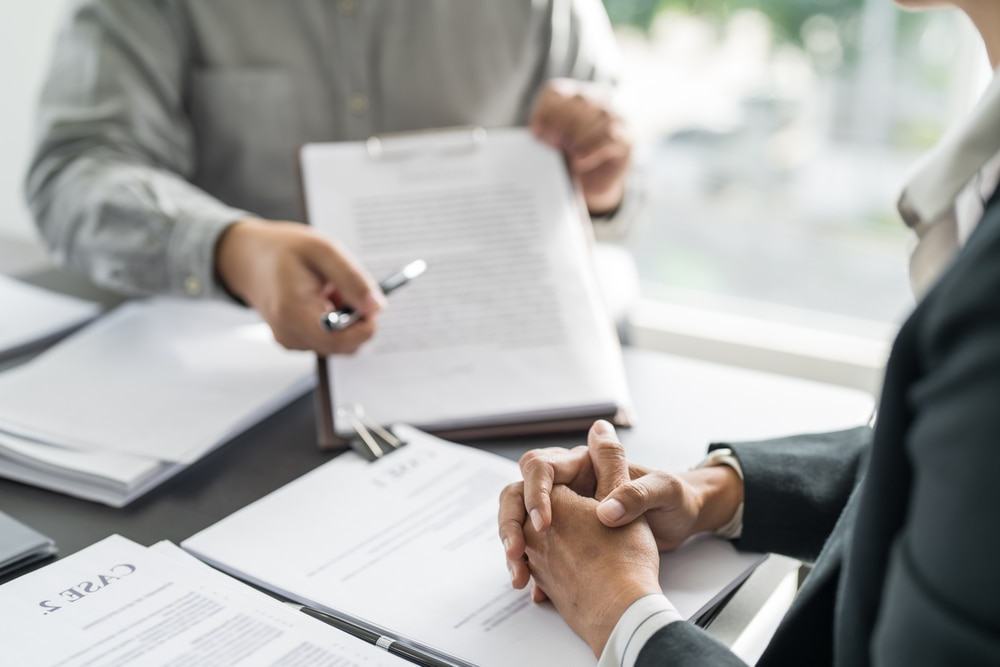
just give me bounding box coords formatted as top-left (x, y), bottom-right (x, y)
top-left (602, 0), bottom-right (863, 45)
top-left (602, 0), bottom-right (939, 79)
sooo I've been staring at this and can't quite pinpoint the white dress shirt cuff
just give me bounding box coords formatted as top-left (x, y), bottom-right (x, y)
top-left (597, 594), bottom-right (683, 667)
top-left (696, 448), bottom-right (744, 540)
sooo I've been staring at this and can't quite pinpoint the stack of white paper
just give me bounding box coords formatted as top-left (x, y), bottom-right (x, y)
top-left (0, 298), bottom-right (316, 506)
top-left (0, 274), bottom-right (100, 360)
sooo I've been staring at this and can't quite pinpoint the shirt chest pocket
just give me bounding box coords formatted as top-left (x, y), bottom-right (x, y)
top-left (189, 68), bottom-right (304, 221)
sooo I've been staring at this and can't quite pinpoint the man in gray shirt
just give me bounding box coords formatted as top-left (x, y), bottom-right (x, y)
top-left (26, 0), bottom-right (630, 354)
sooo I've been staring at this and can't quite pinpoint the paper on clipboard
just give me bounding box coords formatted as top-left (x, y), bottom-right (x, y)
top-left (301, 127), bottom-right (633, 443)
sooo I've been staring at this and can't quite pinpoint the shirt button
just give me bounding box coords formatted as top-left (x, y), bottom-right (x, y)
top-left (338, 0), bottom-right (356, 15)
top-left (348, 92), bottom-right (369, 115)
top-left (184, 276), bottom-right (202, 296)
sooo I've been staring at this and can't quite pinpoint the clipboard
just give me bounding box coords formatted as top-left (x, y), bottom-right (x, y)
top-left (303, 126), bottom-right (634, 448)
top-left (315, 359), bottom-right (631, 451)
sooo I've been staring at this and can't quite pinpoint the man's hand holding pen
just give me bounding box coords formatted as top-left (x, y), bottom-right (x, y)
top-left (215, 217), bottom-right (386, 355)
top-left (321, 259), bottom-right (427, 332)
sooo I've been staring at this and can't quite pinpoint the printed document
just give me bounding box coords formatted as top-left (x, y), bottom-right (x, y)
top-left (301, 127), bottom-right (631, 436)
top-left (0, 534), bottom-right (408, 666)
top-left (184, 426), bottom-right (765, 667)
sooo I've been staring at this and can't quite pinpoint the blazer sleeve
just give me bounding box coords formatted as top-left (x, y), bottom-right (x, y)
top-left (635, 619), bottom-right (746, 667)
top-left (629, 428), bottom-right (871, 667)
top-left (711, 426), bottom-right (871, 563)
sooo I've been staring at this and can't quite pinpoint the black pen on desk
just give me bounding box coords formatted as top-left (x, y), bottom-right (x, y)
top-left (285, 602), bottom-right (471, 667)
top-left (321, 259), bottom-right (427, 332)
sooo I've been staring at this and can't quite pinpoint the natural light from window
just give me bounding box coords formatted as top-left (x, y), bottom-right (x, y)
top-left (605, 0), bottom-right (989, 341)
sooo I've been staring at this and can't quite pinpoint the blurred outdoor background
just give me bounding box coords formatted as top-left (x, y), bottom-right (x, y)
top-left (602, 0), bottom-right (989, 336)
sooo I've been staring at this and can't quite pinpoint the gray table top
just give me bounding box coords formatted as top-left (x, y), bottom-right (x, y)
top-left (0, 341), bottom-right (871, 563)
top-left (0, 260), bottom-right (874, 658)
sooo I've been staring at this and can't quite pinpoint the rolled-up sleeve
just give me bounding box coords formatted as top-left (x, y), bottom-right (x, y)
top-left (25, 0), bottom-right (249, 299)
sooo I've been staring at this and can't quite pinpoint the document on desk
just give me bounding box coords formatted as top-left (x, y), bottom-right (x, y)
top-left (184, 426), bottom-right (766, 667)
top-left (301, 127), bottom-right (632, 439)
top-left (0, 298), bottom-right (314, 463)
top-left (0, 298), bottom-right (315, 506)
top-left (0, 534), bottom-right (409, 666)
top-left (0, 274), bottom-right (99, 360)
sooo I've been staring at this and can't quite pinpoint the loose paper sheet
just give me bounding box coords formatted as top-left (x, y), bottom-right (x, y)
top-left (184, 427), bottom-right (764, 667)
top-left (0, 535), bottom-right (409, 666)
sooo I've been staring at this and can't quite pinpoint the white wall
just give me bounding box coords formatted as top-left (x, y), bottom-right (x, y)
top-left (0, 1), bottom-right (65, 243)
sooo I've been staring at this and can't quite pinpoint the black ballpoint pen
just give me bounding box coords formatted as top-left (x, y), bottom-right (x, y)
top-left (320, 259), bottom-right (427, 331)
top-left (285, 602), bottom-right (472, 667)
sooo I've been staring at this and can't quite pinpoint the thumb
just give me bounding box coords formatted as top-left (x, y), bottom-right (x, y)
top-left (300, 232), bottom-right (385, 315)
top-left (588, 420), bottom-right (628, 501)
top-left (596, 473), bottom-right (680, 528)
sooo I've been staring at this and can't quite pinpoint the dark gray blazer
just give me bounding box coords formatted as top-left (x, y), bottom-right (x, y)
top-left (637, 193), bottom-right (1000, 666)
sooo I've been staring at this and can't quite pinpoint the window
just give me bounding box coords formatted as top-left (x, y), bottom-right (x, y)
top-left (603, 0), bottom-right (989, 389)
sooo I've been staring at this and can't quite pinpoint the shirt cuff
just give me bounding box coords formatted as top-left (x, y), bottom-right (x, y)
top-left (597, 594), bottom-right (683, 667)
top-left (696, 448), bottom-right (744, 540)
top-left (167, 203), bottom-right (251, 302)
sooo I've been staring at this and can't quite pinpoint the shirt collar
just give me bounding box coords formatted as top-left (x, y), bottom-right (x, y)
top-left (898, 65), bottom-right (1000, 232)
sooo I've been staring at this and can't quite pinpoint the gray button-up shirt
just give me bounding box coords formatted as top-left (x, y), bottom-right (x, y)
top-left (26, 0), bottom-right (619, 299)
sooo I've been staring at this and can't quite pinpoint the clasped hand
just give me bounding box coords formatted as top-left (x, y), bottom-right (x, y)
top-left (497, 420), bottom-right (744, 655)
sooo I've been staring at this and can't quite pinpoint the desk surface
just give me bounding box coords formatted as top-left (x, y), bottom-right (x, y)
top-left (0, 263), bottom-right (876, 661)
top-left (0, 346), bottom-right (873, 558)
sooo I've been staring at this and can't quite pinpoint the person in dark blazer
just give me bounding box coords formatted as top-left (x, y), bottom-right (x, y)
top-left (497, 0), bottom-right (1000, 664)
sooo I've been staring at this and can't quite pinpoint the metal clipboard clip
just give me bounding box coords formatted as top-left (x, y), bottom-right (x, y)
top-left (337, 404), bottom-right (406, 462)
top-left (365, 125), bottom-right (488, 161)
